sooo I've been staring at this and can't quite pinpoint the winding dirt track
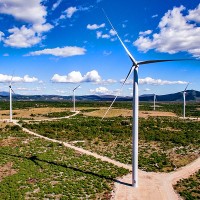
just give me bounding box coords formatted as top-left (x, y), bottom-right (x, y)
top-left (8, 112), bottom-right (199, 200)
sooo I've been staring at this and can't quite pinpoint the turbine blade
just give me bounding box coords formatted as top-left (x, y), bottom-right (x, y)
top-left (73, 84), bottom-right (80, 91)
top-left (102, 9), bottom-right (138, 67)
top-left (184, 82), bottom-right (189, 92)
top-left (101, 95), bottom-right (118, 120)
top-left (102, 65), bottom-right (134, 120)
top-left (137, 59), bottom-right (194, 65)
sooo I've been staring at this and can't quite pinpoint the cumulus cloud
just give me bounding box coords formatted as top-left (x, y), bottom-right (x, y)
top-left (0, 0), bottom-right (46, 24)
top-left (65, 7), bottom-right (78, 18)
top-left (120, 77), bottom-right (188, 85)
top-left (134, 4), bottom-right (200, 58)
top-left (0, 0), bottom-right (53, 48)
top-left (87, 23), bottom-right (105, 30)
top-left (186, 4), bottom-right (200, 23)
top-left (51, 70), bottom-right (116, 84)
top-left (90, 87), bottom-right (109, 94)
top-left (0, 74), bottom-right (38, 83)
top-left (4, 26), bottom-right (41, 48)
top-left (51, 70), bottom-right (102, 83)
top-left (26, 46), bottom-right (86, 57)
top-left (96, 28), bottom-right (116, 40)
top-left (109, 29), bottom-right (117, 36)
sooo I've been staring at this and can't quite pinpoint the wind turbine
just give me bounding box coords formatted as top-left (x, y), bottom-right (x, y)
top-left (153, 94), bottom-right (156, 111)
top-left (102, 10), bottom-right (193, 187)
top-left (9, 76), bottom-right (15, 122)
top-left (73, 85), bottom-right (80, 112)
top-left (183, 83), bottom-right (189, 119)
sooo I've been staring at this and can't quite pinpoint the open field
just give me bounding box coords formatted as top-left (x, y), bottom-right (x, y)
top-left (0, 107), bottom-right (72, 120)
top-left (0, 122), bottom-right (128, 199)
top-left (21, 114), bottom-right (200, 173)
top-left (83, 108), bottom-right (177, 118)
top-left (0, 101), bottom-right (199, 199)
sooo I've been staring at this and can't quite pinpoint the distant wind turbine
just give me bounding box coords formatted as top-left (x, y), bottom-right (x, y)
top-left (9, 76), bottom-right (15, 122)
top-left (153, 94), bottom-right (156, 111)
top-left (73, 85), bottom-right (80, 112)
top-left (183, 83), bottom-right (189, 119)
top-left (102, 9), bottom-right (193, 188)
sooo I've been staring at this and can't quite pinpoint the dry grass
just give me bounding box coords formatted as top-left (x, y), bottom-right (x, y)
top-left (0, 107), bottom-right (71, 120)
top-left (0, 137), bottom-right (19, 147)
top-left (83, 108), bottom-right (176, 118)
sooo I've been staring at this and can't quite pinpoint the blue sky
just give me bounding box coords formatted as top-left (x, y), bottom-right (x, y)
top-left (0, 0), bottom-right (199, 96)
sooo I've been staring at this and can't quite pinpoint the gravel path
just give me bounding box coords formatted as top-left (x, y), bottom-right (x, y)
top-left (9, 112), bottom-right (200, 200)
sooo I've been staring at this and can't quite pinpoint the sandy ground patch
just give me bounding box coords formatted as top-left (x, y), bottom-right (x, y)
top-left (84, 108), bottom-right (176, 118)
top-left (0, 137), bottom-right (19, 147)
top-left (0, 162), bottom-right (17, 182)
top-left (0, 107), bottom-right (71, 120)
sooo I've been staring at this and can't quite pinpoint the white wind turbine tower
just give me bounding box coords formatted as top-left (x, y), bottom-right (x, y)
top-left (183, 83), bottom-right (189, 119)
top-left (73, 85), bottom-right (80, 112)
top-left (153, 94), bottom-right (156, 111)
top-left (9, 77), bottom-right (15, 122)
top-left (102, 10), bottom-right (192, 187)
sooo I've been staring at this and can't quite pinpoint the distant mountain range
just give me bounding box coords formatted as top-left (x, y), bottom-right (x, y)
top-left (0, 90), bottom-right (200, 102)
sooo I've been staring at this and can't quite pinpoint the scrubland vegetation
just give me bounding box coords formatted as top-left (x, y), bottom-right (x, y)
top-left (0, 123), bottom-right (128, 199)
top-left (0, 100), bottom-right (199, 199)
top-left (174, 170), bottom-right (200, 200)
top-left (22, 114), bottom-right (200, 172)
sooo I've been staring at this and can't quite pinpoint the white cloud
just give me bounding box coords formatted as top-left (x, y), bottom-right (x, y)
top-left (26, 46), bottom-right (86, 57)
top-left (51, 70), bottom-right (102, 83)
top-left (96, 31), bottom-right (112, 39)
top-left (52, 0), bottom-right (63, 10)
top-left (186, 4), bottom-right (200, 23)
top-left (95, 28), bottom-right (117, 40)
top-left (87, 23), bottom-right (105, 30)
top-left (51, 70), bottom-right (115, 85)
top-left (0, 31), bottom-right (4, 41)
top-left (124, 39), bottom-right (130, 43)
top-left (96, 31), bottom-right (102, 39)
top-left (0, 0), bottom-right (46, 24)
top-left (134, 4), bottom-right (200, 58)
top-left (139, 30), bottom-right (152, 36)
top-left (3, 53), bottom-right (9, 56)
top-left (120, 77), bottom-right (188, 85)
top-left (4, 26), bottom-right (42, 48)
top-left (109, 29), bottom-right (117, 36)
top-left (152, 14), bottom-right (158, 18)
top-left (16, 87), bottom-right (42, 91)
top-left (0, 0), bottom-right (53, 48)
top-left (65, 7), bottom-right (78, 18)
top-left (102, 34), bottom-right (110, 39)
top-left (83, 70), bottom-right (101, 82)
top-left (0, 74), bottom-right (38, 83)
top-left (100, 79), bottom-right (117, 85)
top-left (90, 87), bottom-right (109, 94)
